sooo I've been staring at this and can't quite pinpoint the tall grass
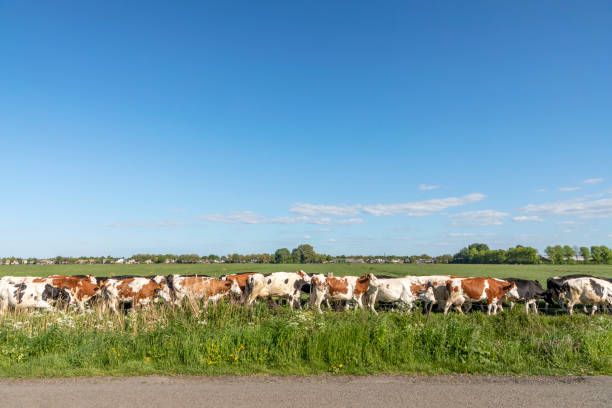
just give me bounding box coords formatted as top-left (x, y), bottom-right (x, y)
top-left (0, 303), bottom-right (609, 377)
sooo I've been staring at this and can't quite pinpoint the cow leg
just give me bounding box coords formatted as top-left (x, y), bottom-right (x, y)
top-left (591, 304), bottom-right (598, 316)
top-left (443, 300), bottom-right (454, 315)
top-left (354, 295), bottom-right (364, 310)
top-left (314, 296), bottom-right (324, 314)
top-left (510, 300), bottom-right (515, 310)
top-left (567, 300), bottom-right (576, 315)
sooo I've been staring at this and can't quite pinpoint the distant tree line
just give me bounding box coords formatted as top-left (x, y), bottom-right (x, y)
top-left (3, 243), bottom-right (612, 265)
top-left (452, 243), bottom-right (539, 264)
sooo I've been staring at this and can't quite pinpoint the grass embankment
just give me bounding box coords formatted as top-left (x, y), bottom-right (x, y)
top-left (3, 263), bottom-right (612, 282)
top-left (0, 303), bottom-right (610, 377)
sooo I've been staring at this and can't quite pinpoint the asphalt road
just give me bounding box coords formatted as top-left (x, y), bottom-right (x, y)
top-left (0, 375), bottom-right (610, 408)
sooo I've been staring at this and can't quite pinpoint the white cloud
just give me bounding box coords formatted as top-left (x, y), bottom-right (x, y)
top-left (418, 184), bottom-right (439, 191)
top-left (107, 220), bottom-right (185, 228)
top-left (198, 212), bottom-right (364, 226)
top-left (290, 203), bottom-right (360, 217)
top-left (536, 188), bottom-right (547, 192)
top-left (448, 232), bottom-right (475, 237)
top-left (584, 178), bottom-right (604, 184)
top-left (448, 210), bottom-right (510, 226)
top-left (304, 235), bottom-right (311, 239)
top-left (559, 187), bottom-right (580, 191)
top-left (557, 220), bottom-right (584, 225)
top-left (328, 238), bottom-right (337, 242)
top-left (269, 216), bottom-right (363, 225)
top-left (362, 193), bottom-right (486, 216)
top-left (608, 234), bottom-right (612, 238)
top-left (521, 197), bottom-right (612, 219)
top-left (512, 216), bottom-right (543, 223)
top-left (196, 211), bottom-right (265, 224)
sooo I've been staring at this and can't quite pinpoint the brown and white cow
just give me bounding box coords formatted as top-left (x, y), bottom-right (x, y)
top-left (246, 271), bottom-right (311, 309)
top-left (558, 277), bottom-right (612, 315)
top-left (411, 275), bottom-right (471, 311)
top-left (101, 276), bottom-right (171, 314)
top-left (366, 277), bottom-right (435, 314)
top-left (43, 275), bottom-right (101, 311)
top-left (168, 275), bottom-right (241, 311)
top-left (220, 272), bottom-right (256, 304)
top-left (310, 274), bottom-right (376, 313)
top-left (444, 277), bottom-right (519, 315)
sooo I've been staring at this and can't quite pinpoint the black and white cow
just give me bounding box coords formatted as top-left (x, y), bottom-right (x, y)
top-left (501, 278), bottom-right (546, 314)
top-left (558, 277), bottom-right (612, 315)
top-left (0, 280), bottom-right (72, 313)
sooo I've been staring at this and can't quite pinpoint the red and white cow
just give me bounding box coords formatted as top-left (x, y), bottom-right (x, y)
top-left (246, 271), bottom-right (311, 309)
top-left (101, 276), bottom-right (171, 313)
top-left (444, 277), bottom-right (519, 315)
top-left (366, 277), bottom-right (435, 314)
top-left (42, 275), bottom-right (101, 312)
top-left (168, 275), bottom-right (241, 311)
top-left (220, 272), bottom-right (256, 304)
top-left (310, 274), bottom-right (376, 313)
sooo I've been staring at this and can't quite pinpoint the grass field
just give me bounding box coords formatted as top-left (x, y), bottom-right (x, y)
top-left (0, 264), bottom-right (610, 378)
top-left (2, 263), bottom-right (612, 284)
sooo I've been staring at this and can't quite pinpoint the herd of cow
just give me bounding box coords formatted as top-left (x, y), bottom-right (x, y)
top-left (0, 271), bottom-right (611, 316)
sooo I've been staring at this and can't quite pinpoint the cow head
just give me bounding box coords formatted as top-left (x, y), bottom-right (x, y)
top-left (503, 282), bottom-right (520, 300)
top-left (417, 285), bottom-right (436, 304)
top-left (152, 277), bottom-right (173, 303)
top-left (296, 270), bottom-right (311, 283)
top-left (310, 274), bottom-right (327, 295)
top-left (229, 279), bottom-right (242, 297)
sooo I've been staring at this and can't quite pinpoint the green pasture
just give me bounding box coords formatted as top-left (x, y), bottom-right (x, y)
top-left (2, 263), bottom-right (612, 285)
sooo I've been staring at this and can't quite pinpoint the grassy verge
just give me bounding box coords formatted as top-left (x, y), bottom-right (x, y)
top-left (0, 303), bottom-right (610, 377)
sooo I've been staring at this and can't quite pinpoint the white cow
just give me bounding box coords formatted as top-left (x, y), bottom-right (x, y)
top-left (246, 271), bottom-right (311, 309)
top-left (366, 277), bottom-right (436, 314)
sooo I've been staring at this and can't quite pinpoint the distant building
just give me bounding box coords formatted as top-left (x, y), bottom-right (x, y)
top-left (116, 258), bottom-right (125, 264)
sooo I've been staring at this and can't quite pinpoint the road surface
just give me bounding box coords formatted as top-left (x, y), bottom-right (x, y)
top-left (0, 375), bottom-right (610, 408)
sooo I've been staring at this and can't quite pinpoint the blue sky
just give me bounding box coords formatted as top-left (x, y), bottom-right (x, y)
top-left (1, 1), bottom-right (611, 257)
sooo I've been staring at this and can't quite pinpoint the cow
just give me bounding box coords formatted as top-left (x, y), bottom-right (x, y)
top-left (413, 275), bottom-right (469, 311)
top-left (167, 275), bottom-right (241, 312)
top-left (545, 274), bottom-right (598, 312)
top-left (500, 278), bottom-right (546, 314)
top-left (42, 275), bottom-right (102, 312)
top-left (444, 277), bottom-right (519, 315)
top-left (365, 277), bottom-right (435, 314)
top-left (246, 271), bottom-right (311, 309)
top-left (220, 272), bottom-right (256, 304)
top-left (101, 276), bottom-right (171, 314)
top-left (310, 274), bottom-right (376, 313)
top-left (0, 280), bottom-right (72, 314)
top-left (558, 277), bottom-right (612, 315)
